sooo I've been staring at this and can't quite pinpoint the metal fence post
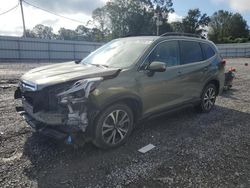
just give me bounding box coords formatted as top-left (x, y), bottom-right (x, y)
top-left (17, 39), bottom-right (21, 61)
top-left (73, 43), bottom-right (76, 60)
top-left (48, 41), bottom-right (51, 62)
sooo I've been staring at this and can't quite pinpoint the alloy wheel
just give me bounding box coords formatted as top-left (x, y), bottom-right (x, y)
top-left (203, 87), bottom-right (216, 111)
top-left (101, 110), bottom-right (130, 145)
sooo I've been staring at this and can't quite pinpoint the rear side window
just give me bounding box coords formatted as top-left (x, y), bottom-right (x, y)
top-left (180, 41), bottom-right (203, 65)
top-left (200, 43), bottom-right (216, 59)
top-left (147, 40), bottom-right (180, 67)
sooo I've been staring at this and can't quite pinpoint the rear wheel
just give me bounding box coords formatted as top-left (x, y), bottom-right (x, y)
top-left (196, 84), bottom-right (217, 113)
top-left (93, 103), bottom-right (134, 149)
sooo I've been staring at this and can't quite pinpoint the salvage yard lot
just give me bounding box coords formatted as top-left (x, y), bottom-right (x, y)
top-left (0, 59), bottom-right (250, 187)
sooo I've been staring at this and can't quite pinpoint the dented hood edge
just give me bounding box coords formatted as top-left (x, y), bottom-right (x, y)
top-left (20, 62), bottom-right (122, 91)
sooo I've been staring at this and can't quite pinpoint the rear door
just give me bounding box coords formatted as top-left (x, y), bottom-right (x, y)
top-left (178, 40), bottom-right (210, 101)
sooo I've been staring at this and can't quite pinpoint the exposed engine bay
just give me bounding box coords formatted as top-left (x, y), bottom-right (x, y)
top-left (57, 77), bottom-right (103, 132)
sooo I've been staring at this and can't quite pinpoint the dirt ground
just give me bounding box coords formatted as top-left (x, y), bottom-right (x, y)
top-left (0, 59), bottom-right (250, 188)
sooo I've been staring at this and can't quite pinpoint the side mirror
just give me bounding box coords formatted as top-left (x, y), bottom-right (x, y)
top-left (148, 61), bottom-right (166, 72)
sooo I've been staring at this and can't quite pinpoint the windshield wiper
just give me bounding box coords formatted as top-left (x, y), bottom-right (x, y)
top-left (75, 59), bottom-right (82, 64)
top-left (90, 64), bottom-right (109, 68)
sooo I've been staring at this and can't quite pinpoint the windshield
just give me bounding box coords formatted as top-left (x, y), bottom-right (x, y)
top-left (81, 38), bottom-right (153, 68)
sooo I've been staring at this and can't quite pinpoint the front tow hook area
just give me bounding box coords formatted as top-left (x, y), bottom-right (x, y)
top-left (14, 87), bottom-right (22, 99)
top-left (38, 128), bottom-right (68, 140)
top-left (15, 107), bottom-right (68, 141)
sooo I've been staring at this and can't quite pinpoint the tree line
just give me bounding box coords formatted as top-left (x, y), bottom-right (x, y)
top-left (26, 0), bottom-right (249, 44)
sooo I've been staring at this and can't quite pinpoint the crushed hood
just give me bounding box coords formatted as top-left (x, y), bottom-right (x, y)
top-left (21, 61), bottom-right (121, 90)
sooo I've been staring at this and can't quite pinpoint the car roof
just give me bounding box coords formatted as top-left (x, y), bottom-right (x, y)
top-left (122, 35), bottom-right (209, 43)
top-left (121, 35), bottom-right (218, 52)
top-left (156, 36), bottom-right (208, 42)
top-left (118, 35), bottom-right (216, 50)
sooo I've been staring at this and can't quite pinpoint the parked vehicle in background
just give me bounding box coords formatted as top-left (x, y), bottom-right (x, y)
top-left (15, 33), bottom-right (225, 149)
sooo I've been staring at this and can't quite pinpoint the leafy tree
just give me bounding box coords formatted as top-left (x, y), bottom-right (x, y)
top-left (26, 29), bottom-right (36, 38)
top-left (208, 10), bottom-right (249, 43)
top-left (92, 0), bottom-right (174, 38)
top-left (153, 0), bottom-right (174, 12)
top-left (229, 13), bottom-right (249, 39)
top-left (90, 28), bottom-right (106, 42)
top-left (26, 24), bottom-right (56, 39)
top-left (92, 7), bottom-right (110, 33)
top-left (208, 10), bottom-right (232, 43)
top-left (170, 21), bottom-right (184, 32)
top-left (57, 28), bottom-right (77, 40)
top-left (75, 25), bottom-right (92, 40)
top-left (32, 24), bottom-right (55, 39)
top-left (92, 8), bottom-right (111, 41)
top-left (182, 9), bottom-right (210, 34)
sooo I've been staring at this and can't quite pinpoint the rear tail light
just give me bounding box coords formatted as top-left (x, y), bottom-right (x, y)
top-left (221, 59), bottom-right (226, 66)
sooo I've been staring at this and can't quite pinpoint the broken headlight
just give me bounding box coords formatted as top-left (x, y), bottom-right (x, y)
top-left (57, 77), bottom-right (103, 104)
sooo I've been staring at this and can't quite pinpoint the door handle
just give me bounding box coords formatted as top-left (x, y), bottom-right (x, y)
top-left (177, 71), bottom-right (182, 77)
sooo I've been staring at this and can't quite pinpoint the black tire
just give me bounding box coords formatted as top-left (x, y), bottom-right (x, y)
top-left (93, 103), bottom-right (134, 149)
top-left (196, 84), bottom-right (217, 113)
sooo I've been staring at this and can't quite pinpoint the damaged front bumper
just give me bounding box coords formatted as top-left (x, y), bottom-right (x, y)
top-left (14, 77), bottom-right (103, 144)
top-left (17, 107), bottom-right (70, 140)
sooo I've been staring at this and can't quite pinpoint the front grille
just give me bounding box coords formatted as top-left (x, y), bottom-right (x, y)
top-left (23, 95), bottom-right (34, 106)
top-left (22, 82), bottom-right (73, 113)
top-left (48, 89), bottom-right (61, 110)
top-left (22, 90), bottom-right (48, 113)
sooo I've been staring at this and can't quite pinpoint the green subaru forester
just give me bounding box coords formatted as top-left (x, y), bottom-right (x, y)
top-left (15, 33), bottom-right (225, 149)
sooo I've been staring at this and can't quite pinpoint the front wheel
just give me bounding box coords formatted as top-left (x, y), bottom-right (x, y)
top-left (93, 103), bottom-right (134, 149)
top-left (196, 84), bottom-right (217, 113)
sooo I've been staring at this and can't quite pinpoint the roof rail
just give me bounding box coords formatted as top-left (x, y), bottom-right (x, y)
top-left (160, 32), bottom-right (206, 39)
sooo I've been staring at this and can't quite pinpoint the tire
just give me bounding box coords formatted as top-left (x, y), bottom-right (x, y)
top-left (93, 103), bottom-right (134, 149)
top-left (196, 84), bottom-right (217, 113)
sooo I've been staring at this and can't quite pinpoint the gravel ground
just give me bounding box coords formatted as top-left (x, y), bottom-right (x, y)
top-left (0, 59), bottom-right (250, 188)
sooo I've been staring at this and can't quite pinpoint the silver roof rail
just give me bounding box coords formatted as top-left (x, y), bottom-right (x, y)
top-left (160, 32), bottom-right (206, 39)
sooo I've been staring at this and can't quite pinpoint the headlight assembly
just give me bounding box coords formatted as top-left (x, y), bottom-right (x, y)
top-left (57, 77), bottom-right (103, 104)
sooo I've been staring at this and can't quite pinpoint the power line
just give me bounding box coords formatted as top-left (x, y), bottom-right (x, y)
top-left (0, 3), bottom-right (19, 16)
top-left (22, 0), bottom-right (86, 25)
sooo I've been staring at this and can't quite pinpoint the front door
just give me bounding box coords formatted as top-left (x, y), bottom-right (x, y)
top-left (136, 40), bottom-right (185, 115)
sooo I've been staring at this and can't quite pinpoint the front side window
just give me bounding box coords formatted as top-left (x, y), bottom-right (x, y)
top-left (146, 40), bottom-right (180, 67)
top-left (180, 41), bottom-right (204, 65)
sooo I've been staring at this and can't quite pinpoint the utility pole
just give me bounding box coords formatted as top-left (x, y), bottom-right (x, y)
top-left (154, 12), bottom-right (162, 36)
top-left (156, 14), bottom-right (160, 36)
top-left (19, 0), bottom-right (26, 38)
top-left (154, 11), bottom-right (167, 36)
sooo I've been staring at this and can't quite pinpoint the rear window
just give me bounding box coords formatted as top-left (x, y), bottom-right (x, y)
top-left (180, 41), bottom-right (203, 64)
top-left (200, 43), bottom-right (216, 59)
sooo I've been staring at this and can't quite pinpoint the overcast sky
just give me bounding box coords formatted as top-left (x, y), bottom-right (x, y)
top-left (0, 0), bottom-right (250, 36)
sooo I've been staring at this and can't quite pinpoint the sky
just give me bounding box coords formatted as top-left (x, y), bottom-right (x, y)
top-left (1, 0), bottom-right (250, 37)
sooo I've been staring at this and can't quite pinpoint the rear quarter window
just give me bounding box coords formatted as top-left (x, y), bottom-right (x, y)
top-left (179, 41), bottom-right (204, 65)
top-left (200, 43), bottom-right (216, 59)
